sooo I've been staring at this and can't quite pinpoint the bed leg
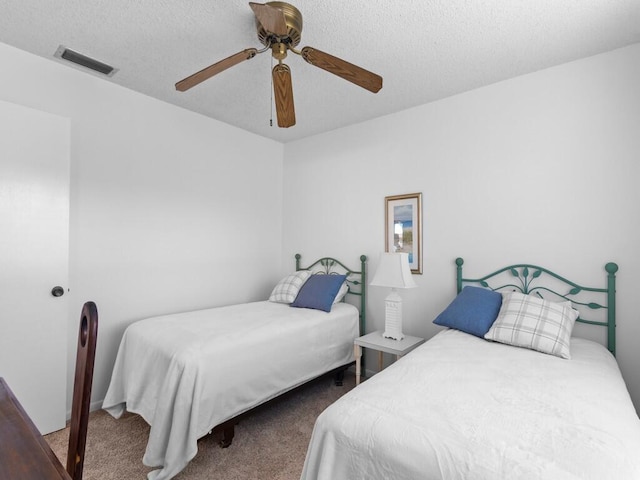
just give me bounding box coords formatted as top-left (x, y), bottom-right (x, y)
top-left (220, 422), bottom-right (235, 448)
top-left (334, 369), bottom-right (345, 386)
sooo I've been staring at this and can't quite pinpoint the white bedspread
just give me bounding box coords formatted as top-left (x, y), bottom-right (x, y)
top-left (103, 300), bottom-right (359, 480)
top-left (301, 329), bottom-right (640, 480)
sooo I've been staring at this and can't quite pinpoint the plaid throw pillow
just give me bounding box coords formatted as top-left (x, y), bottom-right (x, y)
top-left (484, 291), bottom-right (579, 359)
top-left (269, 270), bottom-right (312, 304)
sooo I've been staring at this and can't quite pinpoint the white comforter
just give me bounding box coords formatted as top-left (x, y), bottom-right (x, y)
top-left (103, 300), bottom-right (359, 480)
top-left (301, 329), bottom-right (640, 480)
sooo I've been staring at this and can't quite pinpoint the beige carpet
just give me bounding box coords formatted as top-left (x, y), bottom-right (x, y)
top-left (45, 371), bottom-right (355, 480)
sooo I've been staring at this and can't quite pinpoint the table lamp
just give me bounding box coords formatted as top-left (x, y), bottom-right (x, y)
top-left (369, 252), bottom-right (417, 340)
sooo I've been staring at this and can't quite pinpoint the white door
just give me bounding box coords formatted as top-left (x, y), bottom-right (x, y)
top-left (0, 100), bottom-right (70, 434)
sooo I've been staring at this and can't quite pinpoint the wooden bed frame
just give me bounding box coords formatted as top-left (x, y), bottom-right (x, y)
top-left (214, 253), bottom-right (367, 447)
top-left (455, 257), bottom-right (618, 355)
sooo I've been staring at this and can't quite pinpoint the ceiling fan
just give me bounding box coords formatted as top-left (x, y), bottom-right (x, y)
top-left (175, 1), bottom-right (383, 128)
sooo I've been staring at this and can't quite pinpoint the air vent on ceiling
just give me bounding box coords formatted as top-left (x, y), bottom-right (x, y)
top-left (54, 45), bottom-right (118, 77)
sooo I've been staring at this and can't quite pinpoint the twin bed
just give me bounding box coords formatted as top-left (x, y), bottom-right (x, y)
top-left (301, 258), bottom-right (640, 479)
top-left (104, 255), bottom-right (640, 480)
top-left (103, 254), bottom-right (366, 480)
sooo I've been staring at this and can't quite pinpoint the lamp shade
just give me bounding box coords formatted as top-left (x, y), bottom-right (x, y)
top-left (369, 252), bottom-right (417, 289)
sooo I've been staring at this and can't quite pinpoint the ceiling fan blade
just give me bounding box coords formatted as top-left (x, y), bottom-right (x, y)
top-left (175, 48), bottom-right (257, 92)
top-left (301, 47), bottom-right (382, 94)
top-left (249, 2), bottom-right (288, 36)
top-left (272, 63), bottom-right (296, 128)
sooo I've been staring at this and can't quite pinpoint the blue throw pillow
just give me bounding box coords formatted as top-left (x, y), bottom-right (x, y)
top-left (291, 274), bottom-right (347, 312)
top-left (433, 286), bottom-right (502, 337)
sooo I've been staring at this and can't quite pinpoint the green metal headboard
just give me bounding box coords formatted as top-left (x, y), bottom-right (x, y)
top-left (455, 257), bottom-right (619, 356)
top-left (295, 253), bottom-right (367, 336)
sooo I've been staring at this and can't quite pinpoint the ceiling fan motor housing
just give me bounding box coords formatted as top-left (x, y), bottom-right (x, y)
top-left (175, 1), bottom-right (383, 130)
top-left (256, 1), bottom-right (303, 47)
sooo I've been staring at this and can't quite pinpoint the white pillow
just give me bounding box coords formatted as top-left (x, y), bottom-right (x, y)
top-left (484, 291), bottom-right (579, 359)
top-left (332, 280), bottom-right (349, 304)
top-left (269, 270), bottom-right (312, 304)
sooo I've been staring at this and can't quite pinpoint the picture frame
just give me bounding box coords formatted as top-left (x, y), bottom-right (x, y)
top-left (384, 192), bottom-right (422, 274)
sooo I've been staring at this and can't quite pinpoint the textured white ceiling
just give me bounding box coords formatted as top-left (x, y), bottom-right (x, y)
top-left (1, 0), bottom-right (639, 143)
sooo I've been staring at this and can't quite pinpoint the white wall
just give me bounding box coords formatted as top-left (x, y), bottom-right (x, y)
top-left (0, 42), bottom-right (284, 412)
top-left (283, 43), bottom-right (640, 411)
top-left (2, 37), bottom-right (639, 417)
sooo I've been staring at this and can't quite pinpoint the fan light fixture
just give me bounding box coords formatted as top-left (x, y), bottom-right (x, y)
top-left (369, 252), bottom-right (417, 340)
top-left (175, 2), bottom-right (383, 128)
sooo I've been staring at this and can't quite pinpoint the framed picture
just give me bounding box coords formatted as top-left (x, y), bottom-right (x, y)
top-left (385, 192), bottom-right (422, 274)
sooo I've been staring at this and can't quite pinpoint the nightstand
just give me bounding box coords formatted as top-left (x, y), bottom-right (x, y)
top-left (354, 330), bottom-right (425, 385)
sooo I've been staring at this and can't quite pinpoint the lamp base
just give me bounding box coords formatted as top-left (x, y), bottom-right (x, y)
top-left (382, 290), bottom-right (404, 340)
top-left (383, 330), bottom-right (404, 341)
